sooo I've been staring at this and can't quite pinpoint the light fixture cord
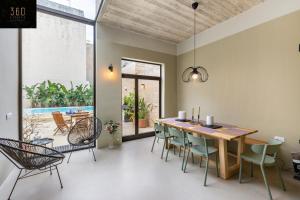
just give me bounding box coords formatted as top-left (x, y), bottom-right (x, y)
top-left (193, 3), bottom-right (196, 68)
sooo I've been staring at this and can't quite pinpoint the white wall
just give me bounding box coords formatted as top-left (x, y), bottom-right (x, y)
top-left (0, 29), bottom-right (19, 185)
top-left (22, 12), bottom-right (87, 87)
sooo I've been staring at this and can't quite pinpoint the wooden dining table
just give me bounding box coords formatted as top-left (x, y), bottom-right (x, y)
top-left (158, 117), bottom-right (258, 180)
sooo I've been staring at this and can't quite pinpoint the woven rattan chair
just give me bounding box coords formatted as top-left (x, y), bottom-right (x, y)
top-left (67, 117), bottom-right (102, 163)
top-left (0, 138), bottom-right (65, 200)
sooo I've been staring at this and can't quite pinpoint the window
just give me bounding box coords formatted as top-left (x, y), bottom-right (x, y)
top-left (21, 11), bottom-right (95, 150)
top-left (37, 0), bottom-right (103, 20)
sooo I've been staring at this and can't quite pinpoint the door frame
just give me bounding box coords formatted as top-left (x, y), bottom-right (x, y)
top-left (121, 59), bottom-right (162, 141)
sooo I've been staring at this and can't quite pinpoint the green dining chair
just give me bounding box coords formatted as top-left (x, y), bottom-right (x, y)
top-left (184, 133), bottom-right (219, 186)
top-left (151, 123), bottom-right (170, 159)
top-left (165, 127), bottom-right (189, 170)
top-left (239, 139), bottom-right (286, 200)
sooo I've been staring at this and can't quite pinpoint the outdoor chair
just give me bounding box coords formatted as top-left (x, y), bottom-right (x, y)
top-left (239, 138), bottom-right (286, 200)
top-left (67, 117), bottom-right (102, 163)
top-left (52, 112), bottom-right (70, 135)
top-left (184, 133), bottom-right (219, 186)
top-left (0, 138), bottom-right (65, 200)
top-left (151, 122), bottom-right (170, 159)
top-left (165, 127), bottom-right (190, 171)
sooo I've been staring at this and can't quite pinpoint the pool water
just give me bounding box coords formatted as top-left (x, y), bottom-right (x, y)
top-left (24, 106), bottom-right (94, 115)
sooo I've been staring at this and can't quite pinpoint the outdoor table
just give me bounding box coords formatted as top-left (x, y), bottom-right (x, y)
top-left (157, 117), bottom-right (258, 179)
top-left (30, 137), bottom-right (54, 148)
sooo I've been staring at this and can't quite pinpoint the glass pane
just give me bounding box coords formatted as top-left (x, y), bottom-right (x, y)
top-left (138, 80), bottom-right (159, 134)
top-left (22, 12), bottom-right (94, 149)
top-left (121, 60), bottom-right (160, 77)
top-left (38, 0), bottom-right (103, 20)
top-left (122, 78), bottom-right (135, 136)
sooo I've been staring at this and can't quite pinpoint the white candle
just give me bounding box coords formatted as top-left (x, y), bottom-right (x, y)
top-left (206, 115), bottom-right (214, 125)
top-left (178, 111), bottom-right (186, 120)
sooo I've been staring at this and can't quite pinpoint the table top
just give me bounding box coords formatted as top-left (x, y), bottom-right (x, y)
top-left (158, 118), bottom-right (258, 141)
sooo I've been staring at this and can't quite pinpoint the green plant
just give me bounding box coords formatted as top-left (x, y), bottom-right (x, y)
top-left (23, 81), bottom-right (94, 108)
top-left (35, 81), bottom-right (49, 107)
top-left (104, 120), bottom-right (120, 134)
top-left (138, 97), bottom-right (152, 119)
top-left (23, 84), bottom-right (38, 107)
top-left (123, 92), bottom-right (135, 121)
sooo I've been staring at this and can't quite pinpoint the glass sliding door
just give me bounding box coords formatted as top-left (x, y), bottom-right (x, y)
top-left (21, 11), bottom-right (95, 152)
top-left (138, 79), bottom-right (160, 134)
top-left (121, 59), bottom-right (161, 141)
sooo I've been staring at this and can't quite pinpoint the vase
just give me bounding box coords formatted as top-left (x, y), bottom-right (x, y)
top-left (108, 134), bottom-right (115, 149)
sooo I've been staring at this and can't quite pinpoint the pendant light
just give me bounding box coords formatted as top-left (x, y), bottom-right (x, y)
top-left (182, 1), bottom-right (209, 83)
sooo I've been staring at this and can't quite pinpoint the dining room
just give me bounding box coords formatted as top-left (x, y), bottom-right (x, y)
top-left (1, 0), bottom-right (300, 200)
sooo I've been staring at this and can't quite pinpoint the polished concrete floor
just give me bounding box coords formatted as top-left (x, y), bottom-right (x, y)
top-left (1, 137), bottom-right (300, 200)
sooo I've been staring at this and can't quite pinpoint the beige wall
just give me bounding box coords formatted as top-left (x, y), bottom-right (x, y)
top-left (97, 24), bottom-right (177, 147)
top-left (177, 10), bottom-right (300, 167)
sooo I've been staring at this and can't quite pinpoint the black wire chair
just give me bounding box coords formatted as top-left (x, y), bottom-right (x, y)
top-left (67, 117), bottom-right (102, 163)
top-left (0, 138), bottom-right (65, 200)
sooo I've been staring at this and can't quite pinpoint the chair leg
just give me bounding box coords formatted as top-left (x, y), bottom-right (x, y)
top-left (50, 165), bottom-right (52, 175)
top-left (151, 136), bottom-right (157, 152)
top-left (67, 151), bottom-right (73, 163)
top-left (216, 153), bottom-right (219, 177)
top-left (173, 145), bottom-right (176, 155)
top-left (276, 164), bottom-right (286, 191)
top-left (55, 166), bottom-right (63, 189)
top-left (191, 152), bottom-right (195, 164)
top-left (250, 162), bottom-right (254, 177)
top-left (200, 156), bottom-right (203, 168)
top-left (239, 158), bottom-right (243, 183)
top-left (165, 143), bottom-right (171, 162)
top-left (91, 148), bottom-right (96, 162)
top-left (161, 139), bottom-right (166, 159)
top-left (204, 156), bottom-right (209, 186)
top-left (184, 149), bottom-right (190, 173)
top-left (181, 146), bottom-right (186, 171)
top-left (260, 165), bottom-right (273, 200)
top-left (8, 169), bottom-right (22, 200)
top-left (179, 146), bottom-right (182, 157)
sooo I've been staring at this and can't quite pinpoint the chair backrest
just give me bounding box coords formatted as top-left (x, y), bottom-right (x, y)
top-left (251, 139), bottom-right (283, 158)
top-left (0, 138), bottom-right (64, 170)
top-left (68, 117), bottom-right (102, 146)
top-left (186, 133), bottom-right (215, 148)
top-left (154, 123), bottom-right (164, 133)
top-left (52, 112), bottom-right (66, 126)
top-left (72, 112), bottom-right (90, 123)
top-left (168, 127), bottom-right (184, 138)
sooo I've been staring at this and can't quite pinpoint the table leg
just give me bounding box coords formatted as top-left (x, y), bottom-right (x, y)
top-left (237, 136), bottom-right (245, 165)
top-left (219, 138), bottom-right (229, 179)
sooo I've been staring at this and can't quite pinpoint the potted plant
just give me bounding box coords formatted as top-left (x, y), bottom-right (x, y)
top-left (104, 120), bottom-right (120, 148)
top-left (122, 93), bottom-right (135, 122)
top-left (138, 98), bottom-right (152, 128)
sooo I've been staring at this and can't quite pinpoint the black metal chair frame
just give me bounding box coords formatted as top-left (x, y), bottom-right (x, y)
top-left (0, 138), bottom-right (65, 200)
top-left (67, 117), bottom-right (102, 163)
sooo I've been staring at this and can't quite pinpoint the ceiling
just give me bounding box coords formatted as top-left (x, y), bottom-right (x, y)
top-left (98, 0), bottom-right (264, 44)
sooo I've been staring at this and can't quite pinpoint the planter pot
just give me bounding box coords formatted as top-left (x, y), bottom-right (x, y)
top-left (138, 119), bottom-right (148, 128)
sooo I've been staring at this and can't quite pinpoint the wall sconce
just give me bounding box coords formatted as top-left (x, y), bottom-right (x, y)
top-left (108, 64), bottom-right (113, 72)
top-left (141, 83), bottom-right (145, 89)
